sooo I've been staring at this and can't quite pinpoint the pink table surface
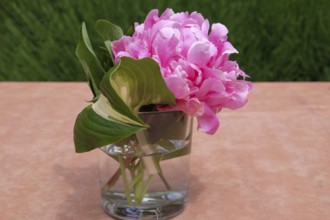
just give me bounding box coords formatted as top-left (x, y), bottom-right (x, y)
top-left (1, 82), bottom-right (330, 220)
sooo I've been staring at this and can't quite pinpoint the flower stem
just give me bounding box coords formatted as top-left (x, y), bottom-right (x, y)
top-left (140, 174), bottom-right (154, 200)
top-left (103, 157), bottom-right (137, 192)
top-left (118, 156), bottom-right (132, 205)
top-left (135, 131), bottom-right (160, 174)
top-left (134, 160), bottom-right (145, 203)
top-left (159, 172), bottom-right (171, 190)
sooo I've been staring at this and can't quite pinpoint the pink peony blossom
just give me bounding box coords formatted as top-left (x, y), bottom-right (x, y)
top-left (112, 8), bottom-right (253, 134)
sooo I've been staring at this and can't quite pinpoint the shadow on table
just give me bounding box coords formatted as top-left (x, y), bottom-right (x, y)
top-left (187, 173), bottom-right (205, 204)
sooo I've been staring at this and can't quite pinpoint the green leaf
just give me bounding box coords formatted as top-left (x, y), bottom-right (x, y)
top-left (76, 22), bottom-right (105, 99)
top-left (95, 20), bottom-right (123, 66)
top-left (74, 57), bottom-right (176, 153)
top-left (95, 20), bottom-right (123, 42)
top-left (73, 106), bottom-right (145, 153)
top-left (95, 57), bottom-right (176, 125)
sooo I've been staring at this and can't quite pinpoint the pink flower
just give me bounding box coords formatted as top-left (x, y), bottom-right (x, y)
top-left (112, 8), bottom-right (252, 134)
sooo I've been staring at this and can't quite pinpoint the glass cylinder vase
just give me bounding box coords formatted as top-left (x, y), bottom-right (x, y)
top-left (98, 110), bottom-right (193, 219)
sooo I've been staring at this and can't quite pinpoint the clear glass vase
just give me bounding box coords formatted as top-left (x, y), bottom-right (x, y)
top-left (98, 110), bottom-right (193, 219)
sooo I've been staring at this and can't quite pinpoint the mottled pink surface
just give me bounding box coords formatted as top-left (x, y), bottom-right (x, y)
top-left (1, 82), bottom-right (330, 220)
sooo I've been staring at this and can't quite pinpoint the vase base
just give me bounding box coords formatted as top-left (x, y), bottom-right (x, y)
top-left (104, 203), bottom-right (184, 220)
top-left (102, 191), bottom-right (186, 219)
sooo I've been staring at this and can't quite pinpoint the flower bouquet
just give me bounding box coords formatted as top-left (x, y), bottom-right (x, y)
top-left (74, 8), bottom-right (252, 219)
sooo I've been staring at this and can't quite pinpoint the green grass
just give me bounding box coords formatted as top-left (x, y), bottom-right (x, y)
top-left (1, 0), bottom-right (330, 81)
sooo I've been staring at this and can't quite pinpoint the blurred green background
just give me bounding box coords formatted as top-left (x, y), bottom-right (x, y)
top-left (1, 0), bottom-right (329, 81)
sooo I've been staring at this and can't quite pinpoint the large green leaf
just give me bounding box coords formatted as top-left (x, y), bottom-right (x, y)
top-left (95, 20), bottom-right (123, 42)
top-left (74, 106), bottom-right (145, 153)
top-left (74, 57), bottom-right (176, 153)
top-left (98, 57), bottom-right (176, 122)
top-left (95, 20), bottom-right (123, 66)
top-left (75, 22), bottom-right (105, 99)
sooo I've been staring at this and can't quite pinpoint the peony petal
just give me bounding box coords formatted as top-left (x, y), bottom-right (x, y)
top-left (209, 23), bottom-right (228, 45)
top-left (134, 23), bottom-right (144, 34)
top-left (213, 42), bottom-right (238, 68)
top-left (196, 78), bottom-right (225, 100)
top-left (160, 8), bottom-right (175, 20)
top-left (180, 28), bottom-right (198, 57)
top-left (165, 76), bottom-right (190, 99)
top-left (197, 104), bottom-right (220, 134)
top-left (187, 41), bottom-right (212, 66)
top-left (190, 11), bottom-right (206, 27)
top-left (201, 19), bottom-right (210, 35)
top-left (152, 26), bottom-right (180, 67)
top-left (203, 67), bottom-right (229, 81)
top-left (169, 11), bottom-right (189, 23)
top-left (144, 9), bottom-right (159, 29)
top-left (112, 36), bottom-right (136, 61)
top-left (222, 42), bottom-right (238, 55)
top-left (174, 98), bottom-right (204, 116)
top-left (159, 27), bottom-right (181, 40)
top-left (221, 81), bottom-right (253, 109)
